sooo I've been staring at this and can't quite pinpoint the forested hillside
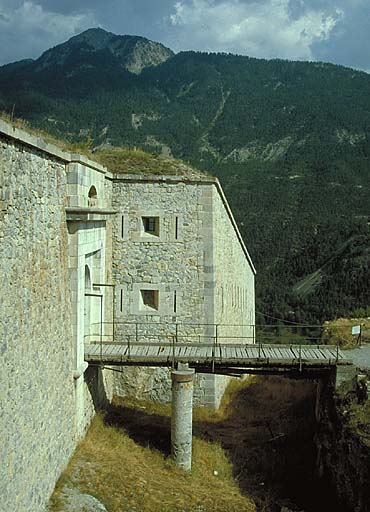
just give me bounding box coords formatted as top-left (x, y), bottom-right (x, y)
top-left (2, 28), bottom-right (370, 324)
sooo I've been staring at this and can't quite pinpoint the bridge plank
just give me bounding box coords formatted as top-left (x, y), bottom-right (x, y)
top-left (86, 345), bottom-right (98, 356)
top-left (299, 348), bottom-right (311, 360)
top-left (224, 347), bottom-right (233, 359)
top-left (131, 346), bottom-right (141, 357)
top-left (279, 347), bottom-right (292, 359)
top-left (244, 345), bottom-right (258, 359)
top-left (108, 345), bottom-right (118, 356)
top-left (309, 348), bottom-right (324, 359)
top-left (145, 345), bottom-right (156, 357)
top-left (262, 345), bottom-right (271, 359)
top-left (236, 346), bottom-right (244, 359)
top-left (270, 346), bottom-right (280, 358)
top-left (84, 340), bottom-right (348, 370)
top-left (161, 346), bottom-right (172, 358)
top-left (109, 345), bottom-right (119, 356)
top-left (190, 347), bottom-right (198, 358)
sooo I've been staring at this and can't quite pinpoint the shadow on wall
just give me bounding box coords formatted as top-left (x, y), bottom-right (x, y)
top-left (85, 366), bottom-right (110, 411)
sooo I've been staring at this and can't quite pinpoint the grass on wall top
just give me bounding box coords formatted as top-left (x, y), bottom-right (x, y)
top-left (0, 112), bottom-right (209, 178)
top-left (93, 147), bottom-right (210, 178)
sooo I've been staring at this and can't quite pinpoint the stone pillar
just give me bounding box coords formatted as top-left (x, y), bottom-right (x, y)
top-left (171, 369), bottom-right (195, 471)
top-left (335, 365), bottom-right (357, 390)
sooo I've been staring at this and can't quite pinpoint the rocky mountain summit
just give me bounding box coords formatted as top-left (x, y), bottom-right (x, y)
top-left (20, 28), bottom-right (174, 75)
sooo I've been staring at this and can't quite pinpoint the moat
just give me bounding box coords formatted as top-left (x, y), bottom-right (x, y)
top-left (49, 375), bottom-right (365, 512)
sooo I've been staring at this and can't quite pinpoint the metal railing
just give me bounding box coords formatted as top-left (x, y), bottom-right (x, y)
top-left (85, 320), bottom-right (349, 345)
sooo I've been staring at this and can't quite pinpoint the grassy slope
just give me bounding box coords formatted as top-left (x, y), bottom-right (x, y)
top-left (49, 377), bottom-right (317, 512)
top-left (49, 405), bottom-right (254, 512)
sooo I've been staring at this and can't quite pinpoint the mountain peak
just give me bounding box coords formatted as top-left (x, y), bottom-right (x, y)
top-left (35, 28), bottom-right (174, 74)
top-left (67, 28), bottom-right (117, 50)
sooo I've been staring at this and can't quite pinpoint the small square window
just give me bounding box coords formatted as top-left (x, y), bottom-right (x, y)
top-left (142, 216), bottom-right (159, 236)
top-left (140, 289), bottom-right (159, 311)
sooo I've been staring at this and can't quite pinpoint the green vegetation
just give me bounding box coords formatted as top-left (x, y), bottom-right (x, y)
top-left (346, 399), bottom-right (370, 443)
top-left (2, 34), bottom-right (370, 323)
top-left (93, 147), bottom-right (208, 177)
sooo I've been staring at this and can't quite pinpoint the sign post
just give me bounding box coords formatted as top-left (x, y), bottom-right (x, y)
top-left (352, 325), bottom-right (361, 345)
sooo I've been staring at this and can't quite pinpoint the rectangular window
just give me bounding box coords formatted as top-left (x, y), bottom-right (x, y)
top-left (120, 289), bottom-right (123, 313)
top-left (140, 289), bottom-right (159, 311)
top-left (142, 216), bottom-right (160, 236)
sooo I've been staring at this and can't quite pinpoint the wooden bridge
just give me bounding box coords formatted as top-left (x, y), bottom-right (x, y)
top-left (84, 322), bottom-right (351, 376)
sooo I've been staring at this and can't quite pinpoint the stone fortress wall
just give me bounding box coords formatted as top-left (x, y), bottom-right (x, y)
top-left (0, 126), bottom-right (76, 512)
top-left (0, 121), bottom-right (113, 512)
top-left (212, 185), bottom-right (255, 331)
top-left (198, 184), bottom-right (256, 407)
top-left (0, 119), bottom-right (255, 510)
top-left (111, 174), bottom-right (256, 408)
top-left (111, 176), bottom-right (212, 404)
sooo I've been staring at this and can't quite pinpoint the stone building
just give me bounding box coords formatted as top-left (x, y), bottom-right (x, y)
top-left (111, 172), bottom-right (256, 407)
top-left (0, 119), bottom-right (255, 511)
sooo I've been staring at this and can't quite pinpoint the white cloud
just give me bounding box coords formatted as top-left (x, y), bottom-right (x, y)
top-left (167, 0), bottom-right (342, 60)
top-left (0, 1), bottom-right (97, 64)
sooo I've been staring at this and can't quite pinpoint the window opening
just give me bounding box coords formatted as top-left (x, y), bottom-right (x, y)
top-left (121, 216), bottom-right (124, 239)
top-left (142, 216), bottom-right (159, 236)
top-left (120, 289), bottom-right (123, 313)
top-left (88, 185), bottom-right (98, 207)
top-left (84, 265), bottom-right (91, 290)
top-left (140, 289), bottom-right (159, 310)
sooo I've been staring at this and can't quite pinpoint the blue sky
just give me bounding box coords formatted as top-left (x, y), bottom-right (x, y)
top-left (0, 0), bottom-right (369, 71)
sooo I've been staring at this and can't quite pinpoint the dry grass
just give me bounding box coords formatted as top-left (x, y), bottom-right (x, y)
top-left (92, 147), bottom-right (209, 178)
top-left (49, 394), bottom-right (255, 512)
top-left (0, 111), bottom-right (76, 152)
top-left (323, 317), bottom-right (370, 348)
top-left (49, 376), bottom-right (317, 512)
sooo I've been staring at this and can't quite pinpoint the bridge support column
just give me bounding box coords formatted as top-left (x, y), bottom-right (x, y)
top-left (335, 365), bottom-right (358, 390)
top-left (171, 368), bottom-right (195, 471)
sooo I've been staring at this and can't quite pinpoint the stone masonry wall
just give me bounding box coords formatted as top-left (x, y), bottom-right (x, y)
top-left (0, 135), bottom-right (76, 511)
top-left (0, 121), bottom-right (114, 511)
top-left (112, 178), bottom-right (207, 329)
top-left (65, 159), bottom-right (114, 437)
top-left (212, 185), bottom-right (255, 336)
top-left (111, 176), bottom-right (256, 408)
top-left (210, 185), bottom-right (256, 406)
top-left (112, 177), bottom-right (209, 403)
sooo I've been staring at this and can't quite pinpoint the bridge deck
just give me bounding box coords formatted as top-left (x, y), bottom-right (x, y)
top-left (84, 342), bottom-right (350, 372)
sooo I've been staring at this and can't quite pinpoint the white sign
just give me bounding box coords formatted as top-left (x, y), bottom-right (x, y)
top-left (352, 325), bottom-right (361, 335)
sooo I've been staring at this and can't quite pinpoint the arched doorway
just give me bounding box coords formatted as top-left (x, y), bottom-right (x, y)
top-left (84, 265), bottom-right (92, 341)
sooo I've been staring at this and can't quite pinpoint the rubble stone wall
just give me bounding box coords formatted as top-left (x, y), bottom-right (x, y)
top-left (0, 134), bottom-right (76, 512)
